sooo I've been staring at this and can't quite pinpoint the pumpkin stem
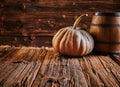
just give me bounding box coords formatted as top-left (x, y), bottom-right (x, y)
top-left (73, 14), bottom-right (88, 29)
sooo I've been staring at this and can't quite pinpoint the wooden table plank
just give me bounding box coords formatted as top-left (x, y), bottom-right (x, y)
top-left (0, 46), bottom-right (119, 87)
top-left (110, 54), bottom-right (120, 66)
top-left (0, 63), bottom-right (19, 86)
top-left (81, 57), bottom-right (104, 86)
top-left (89, 56), bottom-right (119, 87)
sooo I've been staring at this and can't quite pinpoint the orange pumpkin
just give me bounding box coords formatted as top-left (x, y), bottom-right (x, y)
top-left (52, 14), bottom-right (94, 56)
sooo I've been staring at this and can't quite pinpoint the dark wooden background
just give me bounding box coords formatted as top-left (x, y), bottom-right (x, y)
top-left (0, 0), bottom-right (120, 47)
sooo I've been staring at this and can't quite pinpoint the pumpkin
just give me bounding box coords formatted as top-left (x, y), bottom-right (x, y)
top-left (52, 14), bottom-right (94, 56)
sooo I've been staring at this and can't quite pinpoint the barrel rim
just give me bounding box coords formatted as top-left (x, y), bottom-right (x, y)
top-left (94, 12), bottom-right (120, 16)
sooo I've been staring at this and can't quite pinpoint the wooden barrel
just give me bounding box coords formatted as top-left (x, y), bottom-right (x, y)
top-left (90, 12), bottom-right (120, 54)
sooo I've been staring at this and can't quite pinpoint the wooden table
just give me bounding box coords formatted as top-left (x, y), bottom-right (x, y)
top-left (0, 45), bottom-right (120, 87)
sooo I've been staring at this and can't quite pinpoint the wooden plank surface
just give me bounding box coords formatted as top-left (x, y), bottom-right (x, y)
top-left (0, 0), bottom-right (120, 46)
top-left (0, 36), bottom-right (52, 47)
top-left (0, 45), bottom-right (120, 87)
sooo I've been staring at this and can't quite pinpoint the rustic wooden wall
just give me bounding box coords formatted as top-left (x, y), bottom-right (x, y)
top-left (0, 0), bottom-right (120, 47)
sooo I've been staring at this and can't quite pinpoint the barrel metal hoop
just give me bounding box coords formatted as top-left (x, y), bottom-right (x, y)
top-left (94, 12), bottom-right (120, 16)
top-left (109, 52), bottom-right (120, 54)
top-left (96, 41), bottom-right (120, 44)
top-left (91, 24), bottom-right (120, 27)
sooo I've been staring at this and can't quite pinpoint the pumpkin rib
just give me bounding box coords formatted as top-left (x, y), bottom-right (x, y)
top-left (64, 29), bottom-right (74, 55)
top-left (85, 34), bottom-right (91, 54)
top-left (86, 31), bottom-right (94, 54)
top-left (84, 30), bottom-right (94, 53)
top-left (72, 30), bottom-right (78, 55)
top-left (71, 29), bottom-right (75, 55)
top-left (52, 28), bottom-right (66, 44)
top-left (87, 35), bottom-right (92, 54)
top-left (59, 29), bottom-right (70, 54)
top-left (52, 28), bottom-right (68, 51)
top-left (88, 34), bottom-right (94, 53)
top-left (87, 36), bottom-right (92, 53)
top-left (80, 31), bottom-right (87, 55)
top-left (76, 31), bottom-right (83, 55)
top-left (81, 30), bottom-right (90, 54)
top-left (74, 30), bottom-right (82, 55)
top-left (84, 30), bottom-right (93, 54)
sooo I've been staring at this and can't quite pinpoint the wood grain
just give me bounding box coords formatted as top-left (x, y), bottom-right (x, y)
top-left (0, 46), bottom-right (120, 87)
top-left (0, 36), bottom-right (52, 47)
top-left (0, 0), bottom-right (120, 46)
